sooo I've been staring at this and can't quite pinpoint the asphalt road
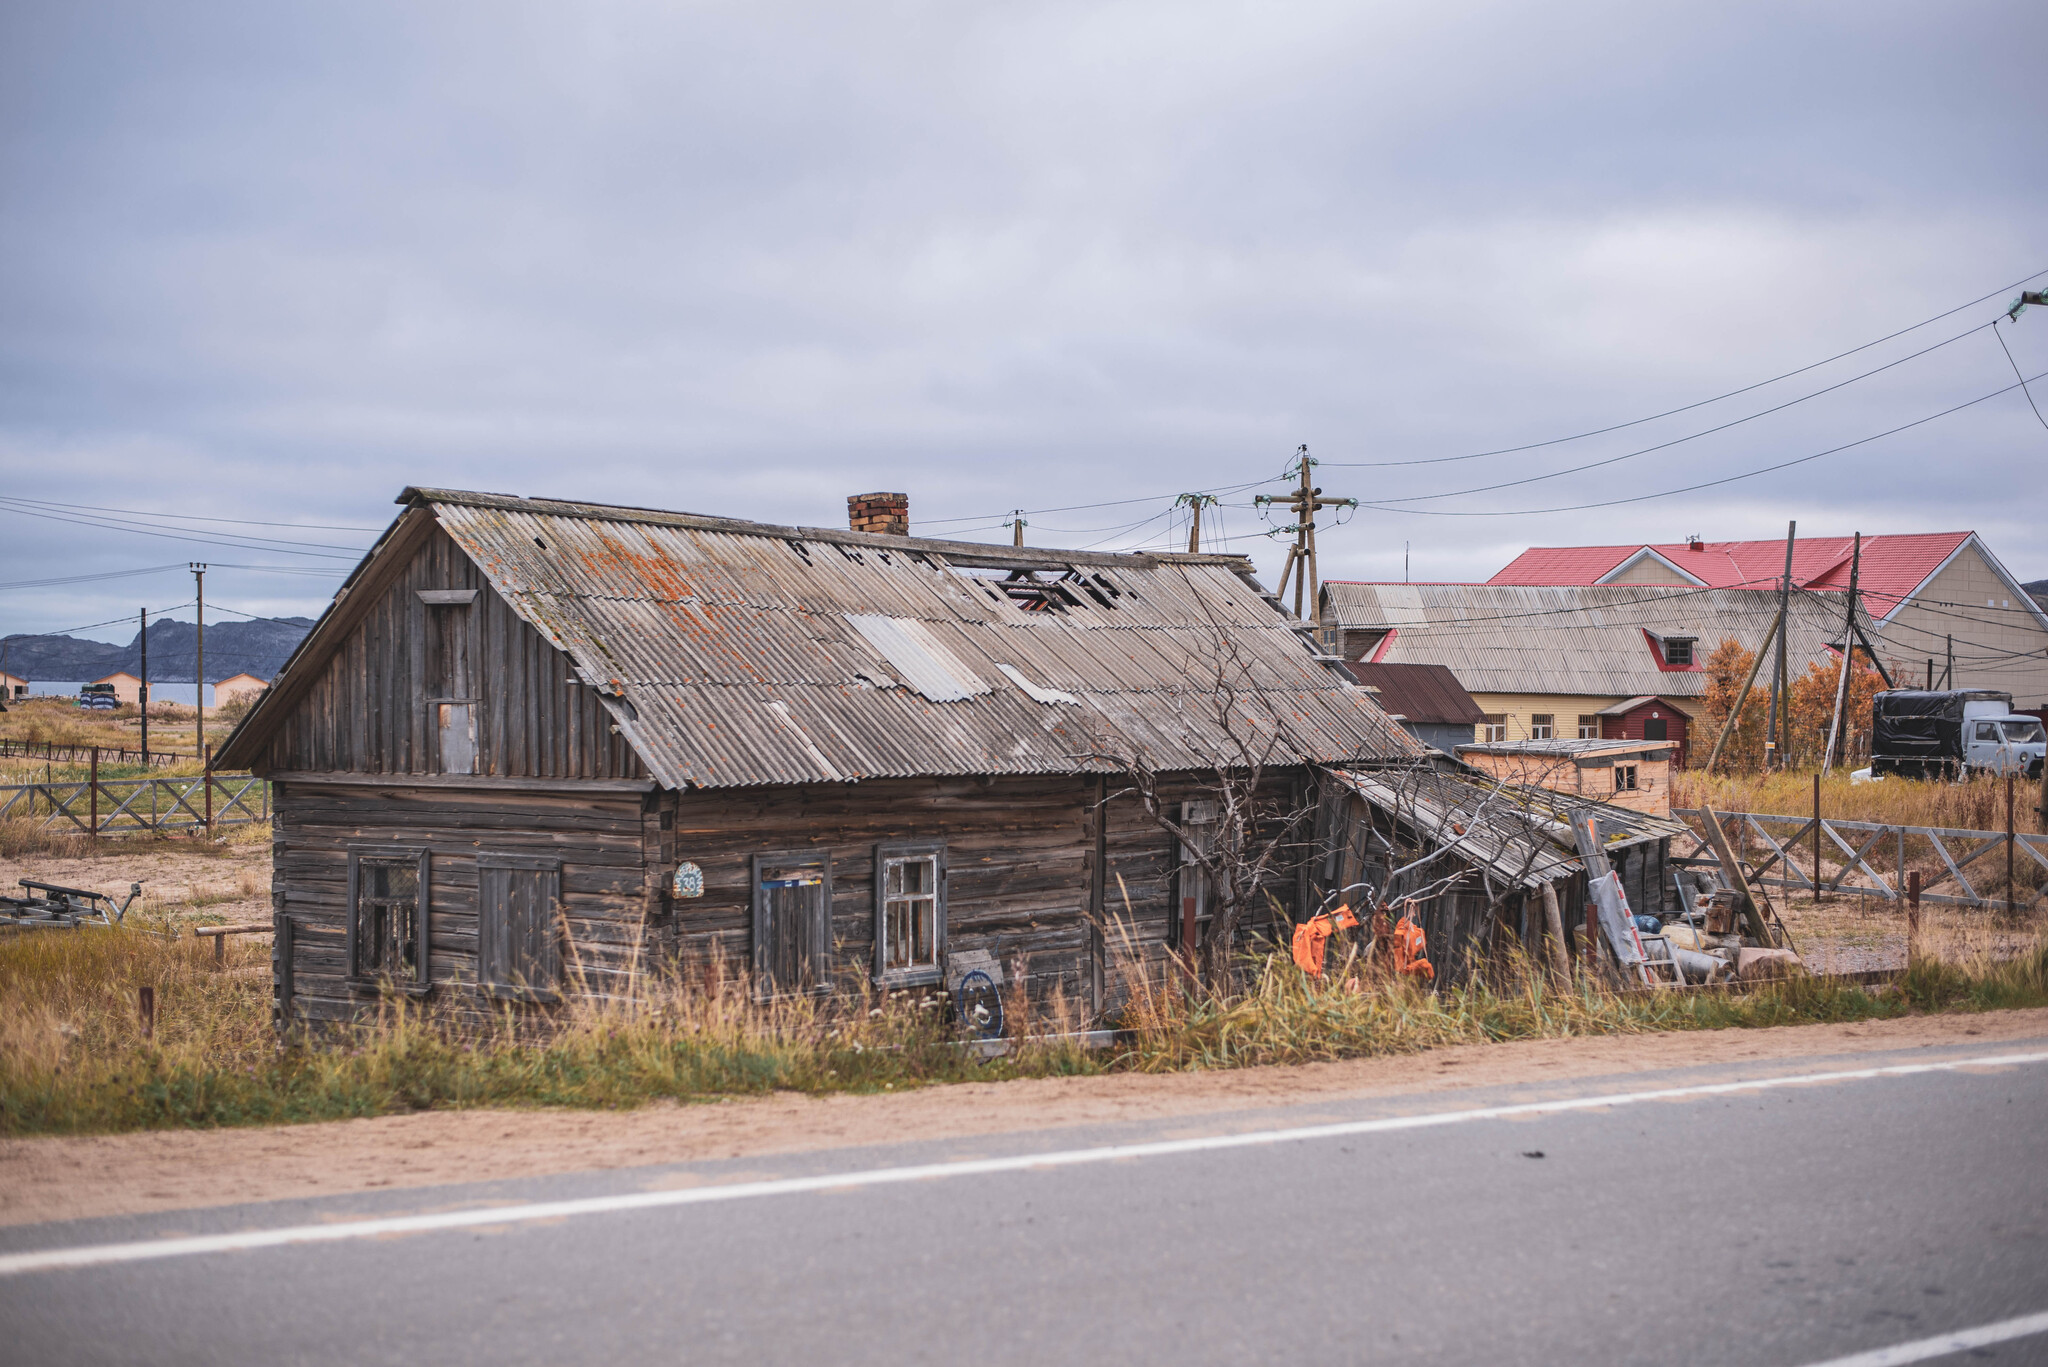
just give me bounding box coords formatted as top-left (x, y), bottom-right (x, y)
top-left (5, 1037), bottom-right (2047, 1367)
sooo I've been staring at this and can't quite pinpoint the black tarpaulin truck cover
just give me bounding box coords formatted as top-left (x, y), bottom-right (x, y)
top-left (1871, 689), bottom-right (2010, 758)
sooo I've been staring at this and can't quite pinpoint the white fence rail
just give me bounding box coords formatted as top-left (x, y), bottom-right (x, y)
top-left (0, 774), bottom-right (269, 836)
top-left (1673, 808), bottom-right (2047, 913)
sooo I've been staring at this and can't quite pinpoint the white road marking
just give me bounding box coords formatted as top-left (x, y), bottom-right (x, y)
top-left (3, 1048), bottom-right (2043, 1278)
top-left (1795, 1308), bottom-right (2048, 1366)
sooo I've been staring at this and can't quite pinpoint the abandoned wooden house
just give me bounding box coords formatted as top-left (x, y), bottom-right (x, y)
top-left (217, 488), bottom-right (1426, 1031)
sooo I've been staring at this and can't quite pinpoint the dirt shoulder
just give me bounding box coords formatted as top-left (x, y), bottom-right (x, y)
top-left (7, 1007), bottom-right (2045, 1229)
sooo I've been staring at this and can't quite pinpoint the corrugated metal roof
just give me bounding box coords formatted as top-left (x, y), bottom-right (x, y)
top-left (1340, 662), bottom-right (1487, 725)
top-left (1485, 532), bottom-right (1976, 614)
top-left (408, 489), bottom-right (1420, 789)
top-left (1319, 582), bottom-right (1865, 699)
top-left (1328, 765), bottom-right (1688, 891)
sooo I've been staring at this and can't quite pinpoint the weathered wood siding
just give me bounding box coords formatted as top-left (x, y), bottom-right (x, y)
top-left (274, 778), bottom-right (653, 1027)
top-left (260, 526), bottom-right (644, 781)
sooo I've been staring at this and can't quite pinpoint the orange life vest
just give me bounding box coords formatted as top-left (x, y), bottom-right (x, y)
top-left (1290, 905), bottom-right (1360, 978)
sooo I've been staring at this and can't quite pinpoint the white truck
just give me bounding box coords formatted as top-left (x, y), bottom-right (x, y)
top-left (1869, 689), bottom-right (2046, 781)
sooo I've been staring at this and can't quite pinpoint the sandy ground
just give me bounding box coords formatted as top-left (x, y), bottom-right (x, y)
top-left (0, 838), bottom-right (271, 929)
top-left (5, 1007), bottom-right (2044, 1229)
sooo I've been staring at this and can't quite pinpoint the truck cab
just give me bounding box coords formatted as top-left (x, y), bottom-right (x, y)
top-left (1964, 713), bottom-right (2046, 778)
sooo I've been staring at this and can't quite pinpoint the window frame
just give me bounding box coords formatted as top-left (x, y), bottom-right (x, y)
top-left (872, 841), bottom-right (946, 988)
top-left (345, 846), bottom-right (431, 995)
top-left (476, 852), bottom-right (565, 1004)
top-left (1614, 764), bottom-right (1640, 792)
top-left (752, 849), bottom-right (834, 999)
top-left (1479, 715), bottom-right (1508, 744)
top-left (1577, 715), bottom-right (1601, 740)
top-left (1661, 637), bottom-right (1696, 667)
top-left (1529, 714), bottom-right (1555, 741)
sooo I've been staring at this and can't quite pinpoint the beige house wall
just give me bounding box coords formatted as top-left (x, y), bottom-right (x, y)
top-left (1871, 543), bottom-right (2048, 708)
top-left (1461, 748), bottom-right (1674, 816)
top-left (1605, 556), bottom-right (1693, 585)
top-left (1467, 692), bottom-right (1702, 745)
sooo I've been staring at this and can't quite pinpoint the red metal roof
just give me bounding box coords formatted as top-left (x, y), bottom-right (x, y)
top-left (1487, 532), bottom-right (1973, 614)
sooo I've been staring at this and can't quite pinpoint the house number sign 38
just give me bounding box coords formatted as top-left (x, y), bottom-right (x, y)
top-left (672, 862), bottom-right (704, 899)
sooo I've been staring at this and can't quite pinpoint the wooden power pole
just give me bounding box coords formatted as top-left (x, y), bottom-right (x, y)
top-left (1177, 493), bottom-right (1218, 553)
top-left (1254, 447), bottom-right (1357, 628)
top-left (1764, 521), bottom-right (1795, 770)
top-left (191, 563), bottom-right (207, 764)
top-left (139, 606), bottom-right (149, 764)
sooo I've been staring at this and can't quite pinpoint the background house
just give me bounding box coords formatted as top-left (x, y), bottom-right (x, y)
top-left (0, 670), bottom-right (25, 699)
top-left (1339, 661), bottom-right (1486, 754)
top-left (1319, 581), bottom-right (1863, 754)
top-left (1456, 736), bottom-right (1676, 817)
top-left (91, 670), bottom-right (144, 706)
top-left (214, 673), bottom-right (269, 708)
top-left (1489, 532), bottom-right (2048, 710)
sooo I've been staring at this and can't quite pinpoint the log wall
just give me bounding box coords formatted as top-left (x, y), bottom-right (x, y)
top-left (260, 526), bottom-right (644, 781)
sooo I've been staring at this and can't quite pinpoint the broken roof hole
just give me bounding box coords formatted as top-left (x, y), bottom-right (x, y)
top-left (787, 540), bottom-right (814, 566)
top-left (534, 537), bottom-right (547, 550)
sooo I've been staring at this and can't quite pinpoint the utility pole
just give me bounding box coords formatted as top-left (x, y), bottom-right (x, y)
top-left (139, 606), bottom-right (149, 764)
top-left (1764, 521), bottom-right (1795, 770)
top-left (1944, 635), bottom-right (1953, 689)
top-left (1176, 493), bottom-right (1218, 553)
top-left (1822, 533), bottom-right (1862, 775)
top-left (191, 563), bottom-right (207, 764)
top-left (1254, 446), bottom-right (1357, 625)
top-left (1010, 511), bottom-right (1026, 548)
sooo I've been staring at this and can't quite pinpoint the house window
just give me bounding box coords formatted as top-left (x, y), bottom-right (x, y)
top-left (347, 848), bottom-right (429, 991)
top-left (1530, 714), bottom-right (1555, 740)
top-left (1578, 715), bottom-right (1600, 739)
top-left (1614, 765), bottom-right (1639, 792)
top-left (1662, 638), bottom-right (1695, 666)
top-left (753, 850), bottom-right (832, 997)
top-left (478, 854), bottom-right (563, 1001)
top-left (1479, 715), bottom-right (1507, 743)
top-left (875, 842), bottom-right (945, 985)
top-left (1172, 801), bottom-right (1219, 952)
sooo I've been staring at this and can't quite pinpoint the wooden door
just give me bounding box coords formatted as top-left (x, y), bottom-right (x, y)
top-left (478, 854), bottom-right (563, 1001)
top-left (752, 851), bottom-right (831, 996)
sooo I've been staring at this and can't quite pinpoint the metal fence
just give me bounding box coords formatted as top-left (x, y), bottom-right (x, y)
top-left (0, 773), bottom-right (269, 836)
top-left (1674, 807), bottom-right (2048, 913)
top-left (0, 738), bottom-right (198, 770)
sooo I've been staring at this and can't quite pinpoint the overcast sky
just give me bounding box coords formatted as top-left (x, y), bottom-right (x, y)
top-left (3, 1), bottom-right (2045, 643)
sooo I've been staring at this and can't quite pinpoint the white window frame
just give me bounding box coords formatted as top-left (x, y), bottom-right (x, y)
top-left (1479, 715), bottom-right (1508, 743)
top-left (874, 841), bottom-right (946, 987)
top-left (1578, 716), bottom-right (1601, 740)
top-left (1530, 714), bottom-right (1555, 740)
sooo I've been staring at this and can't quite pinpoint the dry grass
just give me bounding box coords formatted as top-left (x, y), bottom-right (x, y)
top-left (4, 913), bottom-right (2044, 1136)
top-left (1676, 768), bottom-right (2044, 834)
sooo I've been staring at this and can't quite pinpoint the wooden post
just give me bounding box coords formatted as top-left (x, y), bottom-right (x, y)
top-left (1822, 533), bottom-right (1861, 774)
top-left (2008, 773), bottom-right (2017, 916)
top-left (1906, 869), bottom-right (1921, 963)
top-left (89, 746), bottom-right (99, 838)
top-left (1704, 614), bottom-right (1779, 774)
top-left (138, 984), bottom-right (155, 1042)
top-left (204, 743), bottom-right (214, 834)
top-left (1765, 520), bottom-right (1795, 770)
top-left (139, 604), bottom-right (149, 765)
top-left (1813, 772), bottom-right (1822, 905)
top-left (1540, 878), bottom-right (1570, 984)
top-left (192, 562), bottom-right (207, 764)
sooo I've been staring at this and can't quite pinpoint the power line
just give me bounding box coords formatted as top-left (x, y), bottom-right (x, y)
top-left (0, 495), bottom-right (384, 532)
top-left (1992, 318), bottom-right (2048, 434)
top-left (1354, 366), bottom-right (2048, 518)
top-left (1358, 319), bottom-right (1994, 506)
top-left (1319, 264), bottom-right (2048, 469)
top-left (0, 499), bottom-right (368, 558)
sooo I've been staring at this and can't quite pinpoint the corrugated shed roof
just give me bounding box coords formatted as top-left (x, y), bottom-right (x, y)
top-left (1328, 766), bottom-right (1687, 891)
top-left (1341, 662), bottom-right (1487, 725)
top-left (1486, 532), bottom-right (1975, 614)
top-left (406, 489), bottom-right (1420, 789)
top-left (1319, 582), bottom-right (1865, 699)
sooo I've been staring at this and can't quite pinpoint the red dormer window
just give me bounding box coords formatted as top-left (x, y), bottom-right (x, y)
top-left (1643, 630), bottom-right (1700, 671)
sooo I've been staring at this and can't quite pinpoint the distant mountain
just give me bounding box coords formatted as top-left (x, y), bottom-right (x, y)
top-left (2026, 579), bottom-right (2048, 615)
top-left (0, 616), bottom-right (315, 684)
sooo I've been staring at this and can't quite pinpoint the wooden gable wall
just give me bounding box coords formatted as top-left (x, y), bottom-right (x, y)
top-left (261, 524), bottom-right (645, 781)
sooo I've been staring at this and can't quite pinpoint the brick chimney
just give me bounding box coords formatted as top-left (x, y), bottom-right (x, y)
top-left (848, 492), bottom-right (909, 538)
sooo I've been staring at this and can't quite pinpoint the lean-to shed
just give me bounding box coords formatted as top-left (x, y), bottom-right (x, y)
top-left (1321, 765), bottom-right (1687, 983)
top-left (218, 488), bottom-right (1423, 1029)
